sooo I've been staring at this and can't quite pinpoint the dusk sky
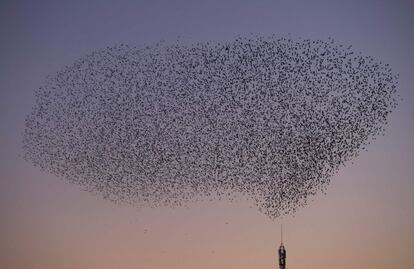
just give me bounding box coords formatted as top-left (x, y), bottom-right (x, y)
top-left (1, 1), bottom-right (414, 269)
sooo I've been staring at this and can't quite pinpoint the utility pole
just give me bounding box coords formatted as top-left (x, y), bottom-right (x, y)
top-left (278, 224), bottom-right (286, 269)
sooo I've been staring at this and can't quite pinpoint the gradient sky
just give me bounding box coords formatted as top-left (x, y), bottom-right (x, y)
top-left (1, 0), bottom-right (413, 268)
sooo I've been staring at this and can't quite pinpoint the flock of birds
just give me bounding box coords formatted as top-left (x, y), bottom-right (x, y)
top-left (23, 35), bottom-right (398, 219)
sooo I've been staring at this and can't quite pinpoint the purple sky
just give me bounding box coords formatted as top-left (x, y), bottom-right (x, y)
top-left (1, 1), bottom-right (413, 268)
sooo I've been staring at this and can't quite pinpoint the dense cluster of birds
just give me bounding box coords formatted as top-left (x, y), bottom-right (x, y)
top-left (23, 36), bottom-right (398, 219)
